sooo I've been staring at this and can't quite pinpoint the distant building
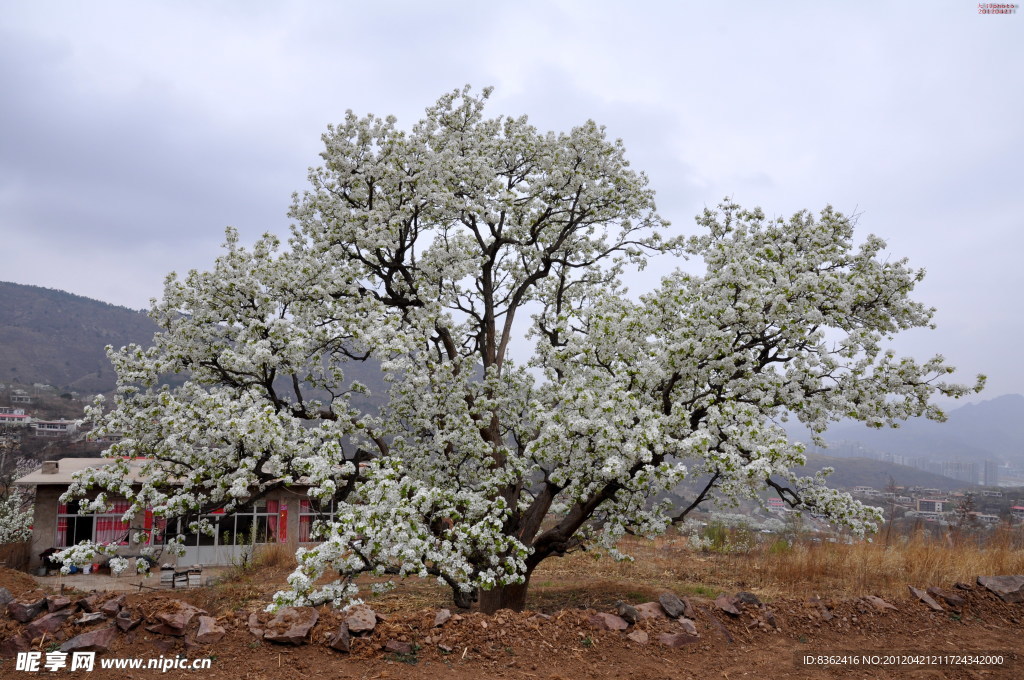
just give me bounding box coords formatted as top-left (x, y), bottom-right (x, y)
top-left (984, 460), bottom-right (1000, 487)
top-left (1011, 506), bottom-right (1024, 521)
top-left (0, 409), bottom-right (30, 427)
top-left (31, 420), bottom-right (79, 437)
top-left (917, 498), bottom-right (950, 513)
top-left (10, 390), bottom-right (32, 404)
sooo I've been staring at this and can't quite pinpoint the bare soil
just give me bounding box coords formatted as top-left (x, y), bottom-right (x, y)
top-left (1, 560), bottom-right (1021, 680)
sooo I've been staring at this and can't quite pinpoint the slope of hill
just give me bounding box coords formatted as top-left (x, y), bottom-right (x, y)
top-left (0, 281), bottom-right (388, 405)
top-left (0, 281), bottom-right (159, 393)
top-left (785, 394), bottom-right (1024, 466)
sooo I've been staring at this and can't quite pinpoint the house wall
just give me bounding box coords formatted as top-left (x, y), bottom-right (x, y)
top-left (28, 485), bottom-right (312, 569)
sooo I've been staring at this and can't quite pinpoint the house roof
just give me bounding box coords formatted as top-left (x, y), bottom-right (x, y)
top-left (15, 458), bottom-right (149, 485)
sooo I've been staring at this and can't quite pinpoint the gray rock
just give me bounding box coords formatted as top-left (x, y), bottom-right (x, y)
top-left (115, 610), bottom-right (142, 632)
top-left (345, 605), bottom-right (377, 634)
top-left (977, 575), bottom-right (1024, 604)
top-left (329, 623), bottom-right (351, 653)
top-left (615, 601), bottom-right (639, 624)
top-left (434, 608), bottom-right (451, 627)
top-left (657, 631), bottom-right (699, 647)
top-left (99, 595), bottom-right (125, 616)
top-left (587, 612), bottom-right (629, 631)
top-left (195, 616), bottom-right (226, 644)
top-left (60, 626), bottom-right (118, 654)
top-left (715, 594), bottom-right (740, 617)
top-left (0, 588), bottom-right (14, 607)
top-left (46, 596), bottom-right (72, 613)
top-left (26, 609), bottom-right (73, 638)
top-left (8, 598), bottom-right (47, 623)
top-left (77, 612), bottom-right (107, 625)
top-left (383, 639), bottom-right (414, 655)
top-left (677, 617), bottom-right (698, 636)
top-left (908, 586), bottom-right (944, 612)
top-left (263, 607), bottom-right (318, 646)
top-left (626, 629), bottom-right (648, 645)
top-left (927, 586), bottom-right (965, 609)
top-left (658, 592), bottom-right (686, 618)
top-left (863, 595), bottom-right (897, 611)
top-left (77, 594), bottom-right (103, 613)
top-left (736, 591), bottom-right (761, 607)
top-left (247, 612), bottom-right (264, 637)
top-left (147, 601), bottom-right (205, 636)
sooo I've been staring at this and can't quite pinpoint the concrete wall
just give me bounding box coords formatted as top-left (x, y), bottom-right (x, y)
top-left (28, 484), bottom-right (312, 569)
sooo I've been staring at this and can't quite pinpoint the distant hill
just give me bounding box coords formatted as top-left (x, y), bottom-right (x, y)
top-left (799, 454), bottom-right (968, 492)
top-left (785, 394), bottom-right (1024, 466)
top-left (0, 281), bottom-right (159, 393)
top-left (0, 281), bottom-right (388, 408)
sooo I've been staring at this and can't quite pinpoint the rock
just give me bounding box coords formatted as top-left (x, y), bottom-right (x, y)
top-left (115, 610), bottom-right (142, 632)
top-left (634, 602), bottom-right (668, 620)
top-left (715, 594), bottom-right (740, 617)
top-left (763, 610), bottom-right (779, 629)
top-left (615, 601), bottom-right (639, 624)
top-left (77, 594), bottom-right (103, 613)
top-left (908, 586), bottom-right (944, 612)
top-left (248, 612), bottom-right (264, 637)
top-left (977, 575), bottom-right (1024, 604)
top-left (194, 616), bottom-right (226, 644)
top-left (264, 607), bottom-right (318, 646)
top-left (0, 588), bottom-right (14, 607)
top-left (808, 597), bottom-right (833, 621)
top-left (384, 639), bottom-right (414, 655)
top-left (328, 623), bottom-right (351, 653)
top-left (680, 597), bottom-right (696, 619)
top-left (46, 596), bottom-right (72, 613)
top-left (677, 617), bottom-right (698, 636)
top-left (8, 598), bottom-right (47, 623)
top-left (99, 595), bottom-right (125, 616)
top-left (26, 610), bottom-right (74, 638)
top-left (864, 595), bottom-right (897, 611)
top-left (736, 591), bottom-right (762, 607)
top-left (709, 615), bottom-right (734, 643)
top-left (658, 592), bottom-right (686, 618)
top-left (0, 634), bottom-right (31, 657)
top-left (77, 612), bottom-right (107, 625)
top-left (434, 608), bottom-right (451, 627)
top-left (147, 601), bottom-right (205, 636)
top-left (626, 629), bottom-right (648, 645)
top-left (345, 605), bottom-right (377, 634)
top-left (954, 581), bottom-right (973, 590)
top-left (927, 587), bottom-right (965, 609)
top-left (657, 632), bottom-right (699, 647)
top-left (587, 612), bottom-right (629, 631)
top-left (60, 626), bottom-right (118, 654)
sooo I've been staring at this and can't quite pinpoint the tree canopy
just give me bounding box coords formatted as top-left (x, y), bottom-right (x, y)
top-left (60, 87), bottom-right (982, 612)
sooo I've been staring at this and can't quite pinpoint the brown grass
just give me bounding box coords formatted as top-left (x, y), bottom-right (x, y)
top-left (173, 525), bottom-right (1024, 614)
top-left (536, 526), bottom-right (1024, 603)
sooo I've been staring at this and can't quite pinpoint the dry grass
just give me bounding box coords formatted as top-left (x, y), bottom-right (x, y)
top-left (184, 525), bottom-right (1024, 614)
top-left (537, 526), bottom-right (1024, 603)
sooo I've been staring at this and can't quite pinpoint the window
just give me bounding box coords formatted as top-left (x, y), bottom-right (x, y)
top-left (56, 499), bottom-right (131, 547)
top-left (299, 499), bottom-right (336, 542)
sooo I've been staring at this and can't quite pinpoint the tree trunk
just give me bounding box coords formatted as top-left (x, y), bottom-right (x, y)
top-left (477, 569), bottom-right (534, 614)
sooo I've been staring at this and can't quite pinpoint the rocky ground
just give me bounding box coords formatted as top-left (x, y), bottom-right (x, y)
top-left (0, 568), bottom-right (1021, 679)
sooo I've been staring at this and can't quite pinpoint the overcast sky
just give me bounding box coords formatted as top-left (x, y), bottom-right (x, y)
top-left (1, 1), bottom-right (1021, 402)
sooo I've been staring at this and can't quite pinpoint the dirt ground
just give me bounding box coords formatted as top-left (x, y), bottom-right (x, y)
top-left (1, 564), bottom-right (1021, 680)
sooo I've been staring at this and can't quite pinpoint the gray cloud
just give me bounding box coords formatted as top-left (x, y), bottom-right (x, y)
top-left (1, 1), bottom-right (1020, 399)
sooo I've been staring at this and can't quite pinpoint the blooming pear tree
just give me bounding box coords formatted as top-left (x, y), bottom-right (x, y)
top-left (61, 87), bottom-right (982, 612)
